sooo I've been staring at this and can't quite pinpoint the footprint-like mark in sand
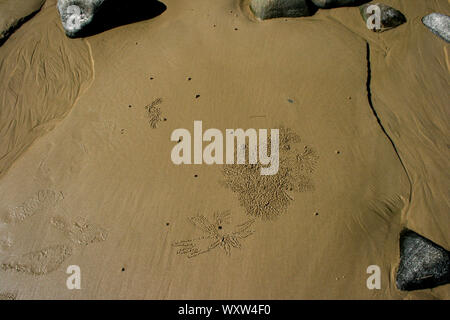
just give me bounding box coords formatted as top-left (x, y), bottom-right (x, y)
top-left (50, 215), bottom-right (108, 246)
top-left (0, 292), bottom-right (16, 300)
top-left (145, 98), bottom-right (164, 128)
top-left (173, 211), bottom-right (255, 258)
top-left (0, 235), bottom-right (13, 253)
top-left (222, 127), bottom-right (318, 220)
top-left (1, 196), bottom-right (108, 277)
top-left (1, 244), bottom-right (73, 276)
top-left (6, 190), bottom-right (64, 223)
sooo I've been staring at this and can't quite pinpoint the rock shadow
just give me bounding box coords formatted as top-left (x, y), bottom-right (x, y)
top-left (67, 0), bottom-right (166, 38)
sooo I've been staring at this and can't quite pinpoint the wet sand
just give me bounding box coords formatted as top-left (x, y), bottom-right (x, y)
top-left (0, 0), bottom-right (448, 299)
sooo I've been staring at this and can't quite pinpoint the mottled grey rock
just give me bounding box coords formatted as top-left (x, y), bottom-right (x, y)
top-left (360, 3), bottom-right (406, 32)
top-left (249, 0), bottom-right (317, 20)
top-left (396, 230), bottom-right (450, 291)
top-left (422, 13), bottom-right (450, 43)
top-left (57, 0), bottom-right (106, 38)
top-left (312, 0), bottom-right (369, 9)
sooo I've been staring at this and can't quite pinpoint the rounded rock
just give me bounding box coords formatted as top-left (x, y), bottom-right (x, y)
top-left (312, 0), bottom-right (369, 9)
top-left (249, 0), bottom-right (317, 20)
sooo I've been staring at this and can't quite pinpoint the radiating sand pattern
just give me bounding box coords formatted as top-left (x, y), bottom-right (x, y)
top-left (145, 98), bottom-right (163, 128)
top-left (222, 127), bottom-right (318, 220)
top-left (1, 244), bottom-right (72, 275)
top-left (173, 211), bottom-right (255, 258)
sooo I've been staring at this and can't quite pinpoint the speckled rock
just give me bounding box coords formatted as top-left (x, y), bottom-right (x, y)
top-left (422, 13), bottom-right (450, 43)
top-left (396, 230), bottom-right (450, 291)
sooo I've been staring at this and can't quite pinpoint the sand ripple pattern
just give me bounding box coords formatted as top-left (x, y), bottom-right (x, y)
top-left (0, 6), bottom-right (94, 178)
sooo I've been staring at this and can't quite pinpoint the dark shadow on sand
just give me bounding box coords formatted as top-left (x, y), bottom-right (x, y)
top-left (73, 0), bottom-right (166, 38)
top-left (0, 9), bottom-right (41, 47)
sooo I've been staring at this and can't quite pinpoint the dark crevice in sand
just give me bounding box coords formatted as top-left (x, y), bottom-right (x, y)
top-left (0, 8), bottom-right (42, 47)
top-left (365, 42), bottom-right (413, 204)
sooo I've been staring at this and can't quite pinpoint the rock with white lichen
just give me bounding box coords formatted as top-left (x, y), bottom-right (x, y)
top-left (57, 0), bottom-right (166, 38)
top-left (396, 230), bottom-right (450, 291)
top-left (57, 0), bottom-right (106, 38)
top-left (422, 13), bottom-right (450, 43)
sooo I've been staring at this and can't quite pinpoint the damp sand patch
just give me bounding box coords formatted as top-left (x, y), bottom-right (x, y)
top-left (0, 6), bottom-right (94, 179)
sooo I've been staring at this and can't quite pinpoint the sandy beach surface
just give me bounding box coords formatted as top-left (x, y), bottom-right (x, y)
top-left (0, 0), bottom-right (448, 299)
